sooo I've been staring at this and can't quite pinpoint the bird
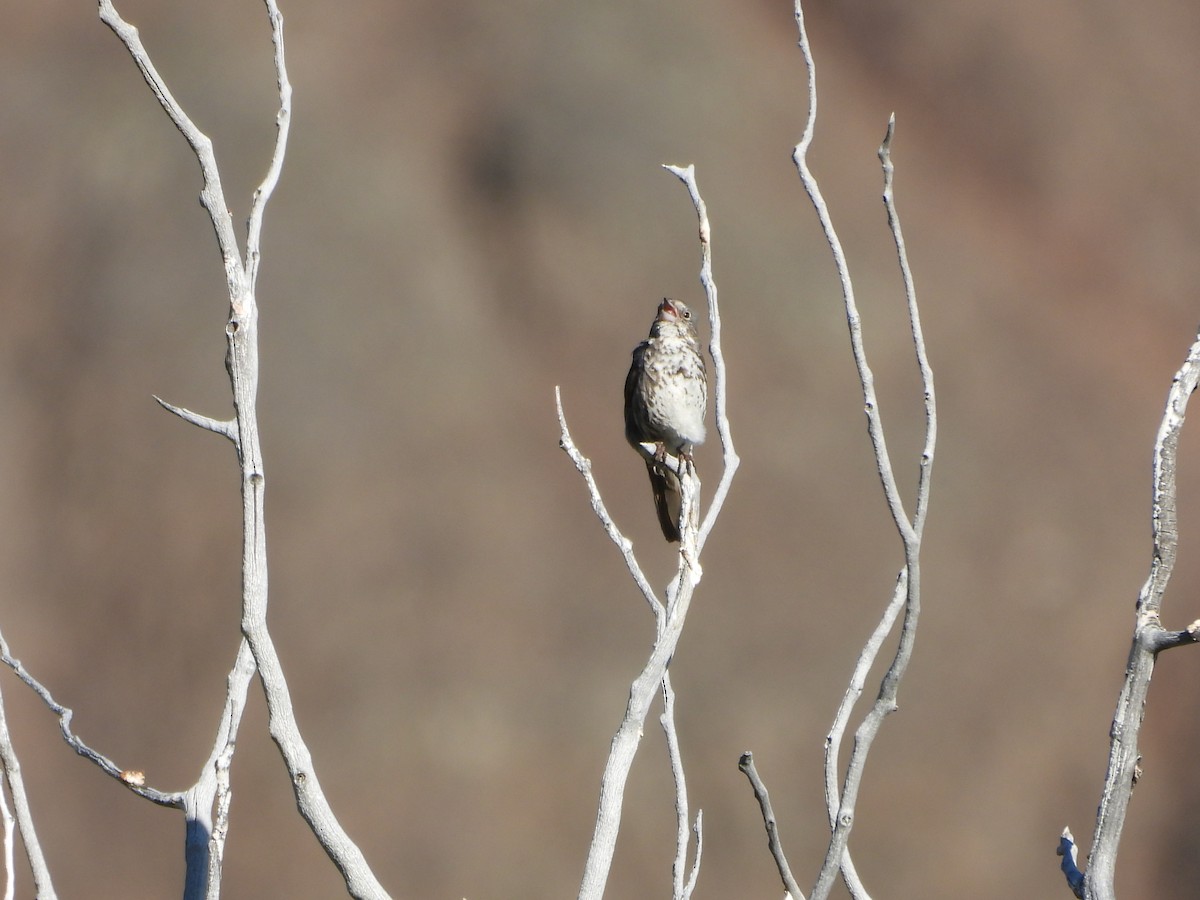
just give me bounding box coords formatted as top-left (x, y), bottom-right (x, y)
top-left (624, 298), bottom-right (708, 542)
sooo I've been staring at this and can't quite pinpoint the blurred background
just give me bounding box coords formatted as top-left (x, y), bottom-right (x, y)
top-left (3, 0), bottom-right (1200, 897)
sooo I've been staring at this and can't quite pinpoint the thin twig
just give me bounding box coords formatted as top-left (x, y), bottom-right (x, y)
top-left (0, 636), bottom-right (183, 807)
top-left (245, 0), bottom-right (291, 290)
top-left (0, 778), bottom-right (9, 900)
top-left (789, 5), bottom-right (934, 899)
top-left (154, 396), bottom-right (239, 445)
top-left (0, 772), bottom-right (11, 900)
top-left (662, 680), bottom-right (689, 898)
top-left (662, 165), bottom-right (740, 551)
top-left (98, 0), bottom-right (246, 306)
top-left (0, 682), bottom-right (55, 900)
top-left (821, 571), bottom-right (906, 892)
top-left (790, 11), bottom-right (914, 549)
top-left (556, 392), bottom-right (663, 616)
top-left (661, 675), bottom-right (696, 899)
top-left (684, 810), bottom-right (703, 899)
top-left (739, 753), bottom-right (804, 900)
top-left (880, 116), bottom-right (936, 534)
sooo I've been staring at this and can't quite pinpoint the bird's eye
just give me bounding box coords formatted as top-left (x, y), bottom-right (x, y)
top-left (682, 309), bottom-right (691, 319)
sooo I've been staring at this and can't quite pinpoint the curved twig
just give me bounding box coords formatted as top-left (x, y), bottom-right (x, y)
top-left (662, 164), bottom-right (740, 551)
top-left (787, 6), bottom-right (935, 900)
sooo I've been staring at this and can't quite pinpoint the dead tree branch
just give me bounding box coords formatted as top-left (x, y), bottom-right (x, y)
top-left (1063, 328), bottom-right (1200, 900)
top-left (564, 165), bottom-right (736, 900)
top-left (0, 4), bottom-right (391, 897)
top-left (740, 5), bottom-right (936, 900)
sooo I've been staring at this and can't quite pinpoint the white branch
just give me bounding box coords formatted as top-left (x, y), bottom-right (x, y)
top-left (661, 675), bottom-right (699, 899)
top-left (562, 387), bottom-right (702, 897)
top-left (0, 635), bottom-right (183, 808)
top-left (569, 165), bottom-right (733, 900)
top-left (1067, 327), bottom-right (1200, 900)
top-left (95, 2), bottom-right (389, 896)
top-left (154, 395), bottom-right (239, 444)
top-left (98, 0), bottom-right (247, 308)
top-left (0, 770), bottom-right (11, 900)
top-left (575, 557), bottom-right (699, 900)
top-left (740, 7), bottom-right (935, 900)
top-left (662, 164), bottom-right (740, 551)
top-left (556, 392), bottom-right (663, 616)
top-left (739, 752), bottom-right (804, 899)
top-left (0, 682), bottom-right (55, 900)
top-left (245, 0), bottom-right (291, 291)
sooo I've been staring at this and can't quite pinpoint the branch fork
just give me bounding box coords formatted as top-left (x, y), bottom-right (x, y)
top-left (565, 163), bottom-right (735, 900)
top-left (0, 4), bottom-right (387, 898)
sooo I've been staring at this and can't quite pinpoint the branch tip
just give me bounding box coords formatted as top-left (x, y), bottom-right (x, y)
top-left (153, 395), bottom-right (238, 443)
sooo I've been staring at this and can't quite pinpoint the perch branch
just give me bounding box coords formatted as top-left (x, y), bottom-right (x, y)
top-left (569, 165), bottom-right (731, 900)
top-left (662, 165), bottom-right (740, 552)
top-left (574, 551), bottom-right (700, 900)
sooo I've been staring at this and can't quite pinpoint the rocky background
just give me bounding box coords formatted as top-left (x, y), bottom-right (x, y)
top-left (3, 0), bottom-right (1200, 896)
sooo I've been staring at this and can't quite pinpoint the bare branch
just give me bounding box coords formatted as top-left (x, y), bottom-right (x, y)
top-left (245, 0), bottom-right (292, 290)
top-left (789, 5), bottom-right (935, 899)
top-left (184, 640), bottom-right (256, 900)
top-left (662, 164), bottom-right (740, 551)
top-left (738, 752), bottom-right (804, 900)
top-left (153, 395), bottom-right (239, 445)
top-left (1068, 327), bottom-right (1200, 900)
top-left (879, 115), bottom-right (936, 534)
top-left (97, 2), bottom-right (389, 896)
top-left (0, 636), bottom-right (183, 808)
top-left (555, 390), bottom-right (662, 618)
top-left (1144, 620), bottom-right (1200, 653)
top-left (0, 683), bottom-right (56, 899)
top-left (97, 0), bottom-right (247, 308)
top-left (0, 779), bottom-right (10, 900)
top-left (684, 810), bottom-right (703, 899)
top-left (574, 520), bottom-right (701, 900)
top-left (661, 675), bottom-right (697, 899)
top-left (0, 768), bottom-right (11, 900)
top-left (821, 571), bottom-right (906, 894)
top-left (569, 163), bottom-right (731, 898)
top-left (790, 15), bottom-right (915, 548)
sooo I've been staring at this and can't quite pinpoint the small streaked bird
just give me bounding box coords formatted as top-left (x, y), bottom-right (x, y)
top-left (624, 298), bottom-right (708, 541)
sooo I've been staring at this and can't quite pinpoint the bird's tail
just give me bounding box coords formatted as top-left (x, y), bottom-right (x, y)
top-left (646, 460), bottom-right (683, 542)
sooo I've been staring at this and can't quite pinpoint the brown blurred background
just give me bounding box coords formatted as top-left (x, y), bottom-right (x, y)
top-left (3, 0), bottom-right (1200, 897)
